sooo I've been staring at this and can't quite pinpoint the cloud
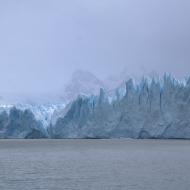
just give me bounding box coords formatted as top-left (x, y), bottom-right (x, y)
top-left (0, 0), bottom-right (189, 95)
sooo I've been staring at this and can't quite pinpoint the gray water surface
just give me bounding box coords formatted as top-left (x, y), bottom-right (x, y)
top-left (0, 139), bottom-right (190, 190)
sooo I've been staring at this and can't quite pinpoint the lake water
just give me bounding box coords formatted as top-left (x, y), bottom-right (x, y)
top-left (0, 139), bottom-right (190, 190)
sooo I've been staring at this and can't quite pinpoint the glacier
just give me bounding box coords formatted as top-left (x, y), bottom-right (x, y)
top-left (0, 103), bottom-right (65, 138)
top-left (50, 75), bottom-right (190, 139)
top-left (0, 74), bottom-right (190, 139)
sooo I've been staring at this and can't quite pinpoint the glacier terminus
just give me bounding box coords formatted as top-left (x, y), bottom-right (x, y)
top-left (0, 74), bottom-right (190, 139)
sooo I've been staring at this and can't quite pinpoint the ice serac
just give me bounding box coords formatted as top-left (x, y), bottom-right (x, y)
top-left (0, 107), bottom-right (48, 138)
top-left (51, 75), bottom-right (190, 139)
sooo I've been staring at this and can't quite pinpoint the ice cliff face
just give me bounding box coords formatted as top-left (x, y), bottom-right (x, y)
top-left (0, 103), bottom-right (65, 138)
top-left (0, 75), bottom-right (190, 139)
top-left (0, 108), bottom-right (48, 138)
top-left (50, 75), bottom-right (190, 139)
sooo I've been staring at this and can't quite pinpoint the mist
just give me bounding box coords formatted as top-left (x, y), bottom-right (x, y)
top-left (0, 0), bottom-right (190, 96)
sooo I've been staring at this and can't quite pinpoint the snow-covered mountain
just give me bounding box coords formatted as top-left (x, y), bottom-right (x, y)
top-left (60, 70), bottom-right (106, 102)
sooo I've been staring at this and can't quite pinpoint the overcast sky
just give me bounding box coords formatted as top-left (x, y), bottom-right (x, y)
top-left (0, 0), bottom-right (190, 95)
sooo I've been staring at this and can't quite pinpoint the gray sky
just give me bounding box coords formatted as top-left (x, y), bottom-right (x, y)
top-left (0, 0), bottom-right (190, 95)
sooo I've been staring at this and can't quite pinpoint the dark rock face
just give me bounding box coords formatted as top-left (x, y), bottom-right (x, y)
top-left (25, 129), bottom-right (48, 139)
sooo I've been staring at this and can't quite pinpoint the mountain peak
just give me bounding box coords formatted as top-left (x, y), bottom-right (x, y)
top-left (61, 70), bottom-right (105, 102)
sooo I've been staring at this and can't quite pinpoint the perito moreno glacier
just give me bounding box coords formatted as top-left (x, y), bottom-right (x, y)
top-left (0, 75), bottom-right (190, 139)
